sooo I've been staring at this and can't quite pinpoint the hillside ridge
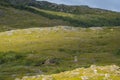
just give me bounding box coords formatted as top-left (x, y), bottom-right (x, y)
top-left (0, 0), bottom-right (120, 30)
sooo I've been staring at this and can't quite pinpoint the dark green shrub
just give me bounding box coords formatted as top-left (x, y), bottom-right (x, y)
top-left (0, 51), bottom-right (25, 64)
top-left (115, 49), bottom-right (120, 55)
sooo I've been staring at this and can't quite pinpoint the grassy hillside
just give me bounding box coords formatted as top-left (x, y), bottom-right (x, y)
top-left (27, 6), bottom-right (120, 27)
top-left (29, 1), bottom-right (118, 15)
top-left (0, 5), bottom-right (70, 32)
top-left (0, 1), bottom-right (120, 31)
top-left (0, 1), bottom-right (120, 80)
top-left (0, 27), bottom-right (120, 80)
top-left (17, 65), bottom-right (120, 80)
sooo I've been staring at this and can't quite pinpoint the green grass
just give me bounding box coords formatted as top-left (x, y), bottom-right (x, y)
top-left (0, 6), bottom-right (70, 32)
top-left (0, 5), bottom-right (120, 32)
top-left (0, 26), bottom-right (120, 80)
top-left (0, 2), bottom-right (120, 80)
top-left (25, 6), bottom-right (120, 27)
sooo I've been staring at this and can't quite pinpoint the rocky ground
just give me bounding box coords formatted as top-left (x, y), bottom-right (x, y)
top-left (16, 65), bottom-right (120, 80)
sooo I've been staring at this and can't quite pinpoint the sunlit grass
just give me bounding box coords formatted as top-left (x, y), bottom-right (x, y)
top-left (0, 26), bottom-right (119, 53)
top-left (0, 26), bottom-right (120, 80)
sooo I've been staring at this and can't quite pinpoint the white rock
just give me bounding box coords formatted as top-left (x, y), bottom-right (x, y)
top-left (81, 76), bottom-right (89, 80)
top-left (94, 69), bottom-right (98, 74)
top-left (42, 75), bottom-right (53, 80)
top-left (15, 78), bottom-right (21, 80)
top-left (110, 65), bottom-right (119, 71)
top-left (90, 65), bottom-right (96, 70)
top-left (7, 30), bottom-right (14, 36)
top-left (89, 27), bottom-right (103, 30)
top-left (105, 74), bottom-right (110, 78)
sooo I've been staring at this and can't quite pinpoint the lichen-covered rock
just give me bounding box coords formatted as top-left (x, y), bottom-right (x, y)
top-left (18, 65), bottom-right (120, 80)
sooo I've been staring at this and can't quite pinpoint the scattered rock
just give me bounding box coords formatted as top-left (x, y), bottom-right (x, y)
top-left (44, 59), bottom-right (51, 65)
top-left (7, 30), bottom-right (14, 36)
top-left (81, 76), bottom-right (89, 80)
top-left (18, 65), bottom-right (120, 80)
top-left (89, 27), bottom-right (103, 30)
top-left (74, 56), bottom-right (78, 63)
top-left (15, 78), bottom-right (21, 80)
top-left (42, 75), bottom-right (53, 80)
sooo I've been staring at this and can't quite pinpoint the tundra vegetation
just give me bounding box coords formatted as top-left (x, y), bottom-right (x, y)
top-left (0, 0), bottom-right (120, 32)
top-left (0, 0), bottom-right (120, 80)
top-left (0, 26), bottom-right (120, 80)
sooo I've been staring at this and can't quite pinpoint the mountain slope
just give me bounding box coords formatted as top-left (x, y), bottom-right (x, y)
top-left (0, 1), bottom-right (120, 80)
top-left (26, 6), bottom-right (120, 27)
top-left (0, 0), bottom-right (120, 31)
top-left (29, 1), bottom-right (114, 14)
top-left (0, 5), bottom-right (70, 32)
